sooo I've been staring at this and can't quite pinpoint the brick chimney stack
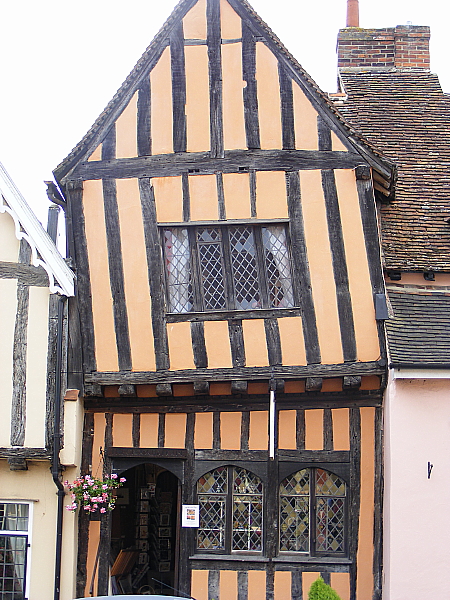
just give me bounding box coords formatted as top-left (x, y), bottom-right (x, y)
top-left (337, 25), bottom-right (430, 71)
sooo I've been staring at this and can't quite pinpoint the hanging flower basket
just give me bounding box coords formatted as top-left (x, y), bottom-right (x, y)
top-left (64, 474), bottom-right (126, 514)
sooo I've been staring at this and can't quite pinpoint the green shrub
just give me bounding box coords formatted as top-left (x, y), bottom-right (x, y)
top-left (308, 576), bottom-right (342, 600)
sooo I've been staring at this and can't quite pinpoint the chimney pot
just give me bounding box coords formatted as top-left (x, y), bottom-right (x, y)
top-left (347, 0), bottom-right (359, 27)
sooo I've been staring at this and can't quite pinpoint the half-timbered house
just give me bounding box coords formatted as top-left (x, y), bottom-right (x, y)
top-left (53, 0), bottom-right (394, 598)
top-left (0, 163), bottom-right (75, 599)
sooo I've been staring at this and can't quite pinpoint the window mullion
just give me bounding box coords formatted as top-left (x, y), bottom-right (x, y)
top-left (226, 467), bottom-right (234, 553)
top-left (253, 226), bottom-right (270, 308)
top-left (189, 227), bottom-right (204, 311)
top-left (221, 227), bottom-right (236, 311)
top-left (310, 468), bottom-right (317, 557)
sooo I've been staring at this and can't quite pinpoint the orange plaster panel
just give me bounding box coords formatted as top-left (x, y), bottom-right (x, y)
top-left (139, 413), bottom-right (159, 448)
top-left (194, 412), bottom-right (213, 449)
top-left (173, 384), bottom-right (195, 397)
top-left (137, 385), bottom-right (158, 398)
top-left (284, 380), bottom-right (305, 393)
top-left (278, 410), bottom-right (297, 450)
top-left (116, 92), bottom-right (138, 158)
top-left (165, 413), bottom-right (187, 449)
top-left (357, 407), bottom-right (375, 600)
top-left (247, 381), bottom-right (268, 394)
top-left (242, 319), bottom-right (269, 367)
top-left (112, 414), bottom-right (133, 447)
top-left (335, 169), bottom-right (380, 362)
top-left (191, 570), bottom-right (208, 600)
top-left (332, 408), bottom-right (350, 451)
top-left (274, 571), bottom-right (291, 600)
top-left (360, 375), bottom-right (381, 390)
top-left (210, 382), bottom-right (232, 395)
top-left (331, 132), bottom-right (349, 152)
top-left (83, 180), bottom-right (119, 371)
top-left (330, 573), bottom-right (350, 600)
top-left (302, 573), bottom-right (321, 598)
top-left (249, 411), bottom-right (268, 450)
top-left (223, 172), bottom-right (251, 219)
top-left (153, 176), bottom-right (183, 223)
top-left (189, 174), bottom-right (218, 221)
top-left (292, 82), bottom-right (319, 150)
top-left (220, 412), bottom-right (241, 449)
top-left (278, 316), bottom-right (307, 366)
top-left (88, 144), bottom-right (102, 161)
top-left (167, 322), bottom-right (195, 370)
top-left (116, 178), bottom-right (156, 371)
top-left (183, 0), bottom-right (207, 39)
top-left (220, 0), bottom-right (242, 38)
top-left (220, 570), bottom-right (238, 600)
top-left (255, 171), bottom-right (288, 219)
top-left (104, 386), bottom-right (119, 398)
top-left (151, 47), bottom-right (173, 155)
top-left (92, 413), bottom-right (106, 478)
top-left (248, 570), bottom-right (266, 600)
top-left (185, 45), bottom-right (210, 153)
top-left (299, 170), bottom-right (343, 365)
top-left (321, 378), bottom-right (343, 392)
top-left (304, 409), bottom-right (323, 451)
top-left (85, 521), bottom-right (100, 597)
top-left (256, 42), bottom-right (282, 149)
top-left (222, 43), bottom-right (247, 151)
top-left (204, 321), bottom-right (233, 368)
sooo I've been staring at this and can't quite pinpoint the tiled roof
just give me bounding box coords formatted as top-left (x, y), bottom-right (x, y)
top-left (338, 71), bottom-right (450, 271)
top-left (386, 291), bottom-right (450, 366)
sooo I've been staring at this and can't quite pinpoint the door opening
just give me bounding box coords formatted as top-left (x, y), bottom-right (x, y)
top-left (110, 463), bottom-right (180, 595)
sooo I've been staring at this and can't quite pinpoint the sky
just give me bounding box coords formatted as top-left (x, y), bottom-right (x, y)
top-left (0, 0), bottom-right (446, 232)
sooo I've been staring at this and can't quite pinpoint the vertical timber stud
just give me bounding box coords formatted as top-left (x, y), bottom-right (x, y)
top-left (208, 570), bottom-right (220, 600)
top-left (228, 320), bottom-right (246, 367)
top-left (323, 409), bottom-right (333, 451)
top-left (319, 118), bottom-right (356, 362)
top-left (137, 77), bottom-right (151, 157)
top-left (207, 0), bottom-right (224, 158)
top-left (349, 408), bottom-right (361, 600)
top-left (191, 322), bottom-right (208, 368)
top-left (278, 64), bottom-right (295, 150)
top-left (286, 171), bottom-right (321, 364)
top-left (102, 179), bottom-right (132, 371)
top-left (182, 172), bottom-right (191, 222)
top-left (264, 319), bottom-right (282, 366)
top-left (179, 412), bottom-right (195, 597)
top-left (139, 178), bottom-right (170, 369)
top-left (132, 413), bottom-right (141, 448)
top-left (373, 405), bottom-right (383, 600)
top-left (102, 125), bottom-right (116, 161)
top-left (242, 21), bottom-right (260, 149)
top-left (238, 571), bottom-right (248, 600)
top-left (97, 414), bottom-right (113, 596)
top-left (296, 409), bottom-right (305, 450)
top-left (292, 570), bottom-right (302, 600)
top-left (171, 21), bottom-right (187, 153)
top-left (66, 179), bottom-right (97, 374)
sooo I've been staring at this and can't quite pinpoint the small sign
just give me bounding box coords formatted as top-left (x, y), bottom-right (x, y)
top-left (182, 504), bottom-right (199, 528)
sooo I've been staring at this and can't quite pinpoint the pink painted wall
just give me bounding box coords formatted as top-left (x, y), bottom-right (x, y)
top-left (384, 374), bottom-right (450, 600)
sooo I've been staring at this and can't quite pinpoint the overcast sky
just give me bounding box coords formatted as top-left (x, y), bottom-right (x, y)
top-left (0, 0), bottom-right (446, 230)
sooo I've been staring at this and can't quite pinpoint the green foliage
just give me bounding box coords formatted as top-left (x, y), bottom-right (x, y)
top-left (308, 576), bottom-right (342, 600)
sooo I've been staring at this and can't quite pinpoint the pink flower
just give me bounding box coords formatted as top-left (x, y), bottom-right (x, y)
top-left (120, 478), bottom-right (126, 483)
top-left (111, 474), bottom-right (118, 479)
top-left (102, 484), bottom-right (108, 490)
top-left (83, 506), bottom-right (90, 511)
top-left (100, 507), bottom-right (106, 513)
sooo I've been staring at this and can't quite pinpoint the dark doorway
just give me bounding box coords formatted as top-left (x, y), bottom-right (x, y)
top-left (111, 463), bottom-right (180, 595)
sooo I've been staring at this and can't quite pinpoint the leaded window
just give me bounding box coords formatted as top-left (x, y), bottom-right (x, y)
top-left (196, 466), bottom-right (263, 553)
top-left (279, 468), bottom-right (347, 556)
top-left (162, 224), bottom-right (294, 313)
top-left (0, 503), bottom-right (30, 600)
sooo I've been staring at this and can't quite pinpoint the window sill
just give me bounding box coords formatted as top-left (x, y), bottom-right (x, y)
top-left (190, 554), bottom-right (351, 565)
top-left (166, 307), bottom-right (302, 323)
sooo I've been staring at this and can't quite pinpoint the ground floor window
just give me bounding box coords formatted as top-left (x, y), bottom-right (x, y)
top-left (0, 502), bottom-right (31, 600)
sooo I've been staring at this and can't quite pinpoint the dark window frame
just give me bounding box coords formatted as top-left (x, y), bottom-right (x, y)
top-left (161, 221), bottom-right (297, 315)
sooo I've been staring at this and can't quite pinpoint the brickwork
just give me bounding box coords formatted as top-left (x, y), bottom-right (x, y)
top-left (337, 25), bottom-right (430, 70)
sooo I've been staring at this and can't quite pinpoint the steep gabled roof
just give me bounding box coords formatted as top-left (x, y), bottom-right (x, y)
top-left (0, 162), bottom-right (75, 296)
top-left (54, 0), bottom-right (394, 188)
top-left (338, 70), bottom-right (450, 271)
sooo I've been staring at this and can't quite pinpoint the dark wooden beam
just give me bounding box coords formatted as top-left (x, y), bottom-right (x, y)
top-left (242, 22), bottom-right (260, 149)
top-left (170, 22), bottom-right (187, 153)
top-left (207, 0), bottom-right (224, 158)
top-left (0, 261), bottom-right (49, 286)
top-left (278, 65), bottom-right (295, 150)
top-left (137, 77), bottom-right (151, 157)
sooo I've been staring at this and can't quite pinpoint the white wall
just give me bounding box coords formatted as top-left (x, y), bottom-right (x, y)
top-left (384, 374), bottom-right (450, 599)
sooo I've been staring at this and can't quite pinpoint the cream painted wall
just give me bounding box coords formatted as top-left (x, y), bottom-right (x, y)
top-left (0, 278), bottom-right (17, 446)
top-left (384, 374), bottom-right (450, 600)
top-left (0, 210), bottom-right (20, 261)
top-left (1, 461), bottom-right (79, 600)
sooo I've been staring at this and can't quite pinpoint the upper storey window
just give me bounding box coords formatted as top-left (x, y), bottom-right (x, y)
top-left (162, 224), bottom-right (294, 313)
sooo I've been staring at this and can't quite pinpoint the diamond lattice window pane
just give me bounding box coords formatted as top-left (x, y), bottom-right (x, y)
top-left (262, 226), bottom-right (294, 308)
top-left (232, 496), bottom-right (263, 551)
top-left (233, 468), bottom-right (263, 494)
top-left (229, 227), bottom-right (261, 310)
top-left (164, 228), bottom-right (193, 313)
top-left (197, 467), bottom-right (228, 494)
top-left (315, 469), bottom-right (346, 496)
top-left (279, 496), bottom-right (309, 552)
top-left (197, 496), bottom-right (226, 550)
top-left (197, 228), bottom-right (227, 310)
top-left (280, 469), bottom-right (310, 496)
top-left (315, 497), bottom-right (345, 553)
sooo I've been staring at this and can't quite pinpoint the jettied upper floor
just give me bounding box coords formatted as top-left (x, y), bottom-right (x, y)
top-left (54, 0), bottom-right (394, 393)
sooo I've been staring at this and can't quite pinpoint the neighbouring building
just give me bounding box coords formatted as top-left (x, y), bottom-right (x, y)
top-left (53, 0), bottom-right (396, 599)
top-left (0, 163), bottom-right (76, 599)
top-left (336, 13), bottom-right (450, 600)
